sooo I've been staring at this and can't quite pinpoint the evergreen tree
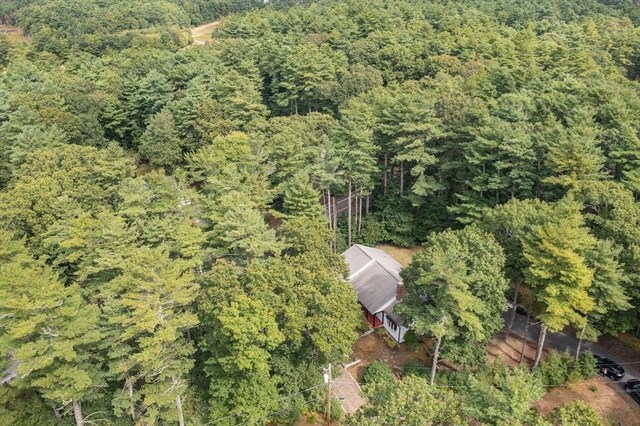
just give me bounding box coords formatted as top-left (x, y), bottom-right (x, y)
top-left (523, 207), bottom-right (597, 368)
top-left (138, 109), bottom-right (183, 168)
top-left (0, 231), bottom-right (103, 426)
top-left (398, 226), bottom-right (508, 382)
top-left (281, 171), bottom-right (323, 217)
top-left (102, 247), bottom-right (198, 425)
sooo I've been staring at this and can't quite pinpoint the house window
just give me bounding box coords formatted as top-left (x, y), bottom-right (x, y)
top-left (386, 316), bottom-right (398, 331)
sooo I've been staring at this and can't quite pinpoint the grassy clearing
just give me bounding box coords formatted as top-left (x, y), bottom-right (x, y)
top-left (376, 244), bottom-right (423, 267)
top-left (191, 21), bottom-right (220, 45)
top-left (0, 26), bottom-right (28, 43)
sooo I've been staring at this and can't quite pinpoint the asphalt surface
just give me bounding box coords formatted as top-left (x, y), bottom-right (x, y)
top-left (505, 309), bottom-right (640, 382)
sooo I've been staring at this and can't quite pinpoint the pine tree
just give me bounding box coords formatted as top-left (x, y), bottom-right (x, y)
top-left (523, 209), bottom-right (596, 367)
top-left (139, 109), bottom-right (183, 168)
top-left (281, 171), bottom-right (323, 217)
top-left (0, 231), bottom-right (103, 426)
top-left (334, 98), bottom-right (379, 246)
top-left (102, 247), bottom-right (198, 424)
top-left (378, 87), bottom-right (444, 205)
top-left (398, 227), bottom-right (508, 382)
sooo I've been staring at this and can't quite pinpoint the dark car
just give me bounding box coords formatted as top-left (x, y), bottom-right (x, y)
top-left (507, 302), bottom-right (529, 316)
top-left (593, 354), bottom-right (625, 381)
top-left (515, 305), bottom-right (528, 316)
top-left (625, 379), bottom-right (640, 405)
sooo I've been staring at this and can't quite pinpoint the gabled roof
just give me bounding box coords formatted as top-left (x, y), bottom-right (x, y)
top-left (343, 244), bottom-right (403, 314)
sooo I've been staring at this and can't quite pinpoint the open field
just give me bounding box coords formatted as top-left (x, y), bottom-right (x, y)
top-left (191, 21), bottom-right (220, 45)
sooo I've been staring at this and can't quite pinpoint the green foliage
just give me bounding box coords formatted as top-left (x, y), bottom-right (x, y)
top-left (281, 171), bottom-right (323, 217)
top-left (363, 360), bottom-right (396, 386)
top-left (402, 361), bottom-right (430, 379)
top-left (351, 375), bottom-right (466, 426)
top-left (398, 226), bottom-right (509, 368)
top-left (138, 109), bottom-right (183, 168)
top-left (536, 351), bottom-right (597, 388)
top-left (462, 364), bottom-right (546, 426)
top-left (402, 329), bottom-right (421, 351)
top-left (0, 231), bottom-right (103, 406)
top-left (0, 34), bottom-right (9, 66)
top-left (362, 361), bottom-right (395, 407)
top-left (2, 0), bottom-right (640, 424)
top-left (551, 401), bottom-right (604, 426)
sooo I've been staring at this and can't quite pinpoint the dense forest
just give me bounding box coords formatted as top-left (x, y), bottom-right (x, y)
top-left (1, 0), bottom-right (640, 425)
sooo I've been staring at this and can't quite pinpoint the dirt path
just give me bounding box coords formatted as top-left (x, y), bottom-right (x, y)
top-left (191, 21), bottom-right (220, 45)
top-left (333, 365), bottom-right (366, 414)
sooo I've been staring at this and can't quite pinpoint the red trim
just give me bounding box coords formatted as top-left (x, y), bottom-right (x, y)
top-left (361, 304), bottom-right (383, 328)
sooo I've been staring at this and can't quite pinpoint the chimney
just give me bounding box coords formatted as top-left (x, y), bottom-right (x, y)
top-left (396, 281), bottom-right (406, 301)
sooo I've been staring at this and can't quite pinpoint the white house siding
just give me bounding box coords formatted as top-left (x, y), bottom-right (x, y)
top-left (383, 313), bottom-right (408, 343)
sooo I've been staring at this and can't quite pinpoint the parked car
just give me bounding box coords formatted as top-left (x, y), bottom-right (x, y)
top-left (593, 354), bottom-right (625, 381)
top-left (624, 379), bottom-right (640, 405)
top-left (506, 301), bottom-right (529, 316)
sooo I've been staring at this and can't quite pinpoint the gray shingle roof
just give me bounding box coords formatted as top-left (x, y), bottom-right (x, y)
top-left (343, 244), bottom-right (403, 314)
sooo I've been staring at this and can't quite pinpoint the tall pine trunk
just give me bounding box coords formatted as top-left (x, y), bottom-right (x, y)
top-left (358, 193), bottom-right (363, 235)
top-left (575, 322), bottom-right (587, 361)
top-left (354, 189), bottom-right (360, 235)
top-left (430, 336), bottom-right (442, 385)
top-left (348, 179), bottom-right (352, 247)
top-left (326, 189), bottom-right (332, 230)
top-left (176, 395), bottom-right (185, 426)
top-left (533, 325), bottom-right (547, 368)
top-left (519, 307), bottom-right (531, 364)
top-left (72, 400), bottom-right (84, 426)
top-left (505, 279), bottom-right (522, 339)
top-left (400, 162), bottom-right (404, 195)
top-left (333, 197), bottom-right (338, 250)
top-left (126, 376), bottom-right (135, 420)
top-left (51, 402), bottom-right (61, 420)
top-left (383, 155), bottom-right (388, 195)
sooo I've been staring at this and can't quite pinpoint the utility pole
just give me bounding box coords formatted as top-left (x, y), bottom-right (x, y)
top-left (324, 363), bottom-right (332, 425)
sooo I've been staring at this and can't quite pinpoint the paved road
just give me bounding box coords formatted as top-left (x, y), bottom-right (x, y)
top-left (505, 310), bottom-right (640, 381)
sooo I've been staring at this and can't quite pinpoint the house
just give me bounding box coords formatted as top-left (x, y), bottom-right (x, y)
top-left (343, 244), bottom-right (408, 344)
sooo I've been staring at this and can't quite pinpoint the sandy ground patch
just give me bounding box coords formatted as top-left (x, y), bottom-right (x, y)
top-left (487, 332), bottom-right (543, 368)
top-left (537, 376), bottom-right (640, 425)
top-left (191, 21), bottom-right (220, 45)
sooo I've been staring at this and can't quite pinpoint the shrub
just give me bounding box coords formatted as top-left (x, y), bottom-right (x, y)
top-left (402, 360), bottom-right (430, 379)
top-left (363, 360), bottom-right (396, 386)
top-left (551, 401), bottom-right (604, 426)
top-left (357, 216), bottom-right (389, 246)
top-left (357, 316), bottom-right (371, 333)
top-left (537, 350), bottom-right (597, 388)
top-left (363, 361), bottom-right (396, 406)
top-left (403, 329), bottom-right (421, 351)
top-left (537, 351), bottom-right (572, 387)
top-left (574, 351), bottom-right (597, 381)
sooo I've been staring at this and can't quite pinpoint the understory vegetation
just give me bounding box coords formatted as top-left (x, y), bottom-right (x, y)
top-left (1, 0), bottom-right (640, 425)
